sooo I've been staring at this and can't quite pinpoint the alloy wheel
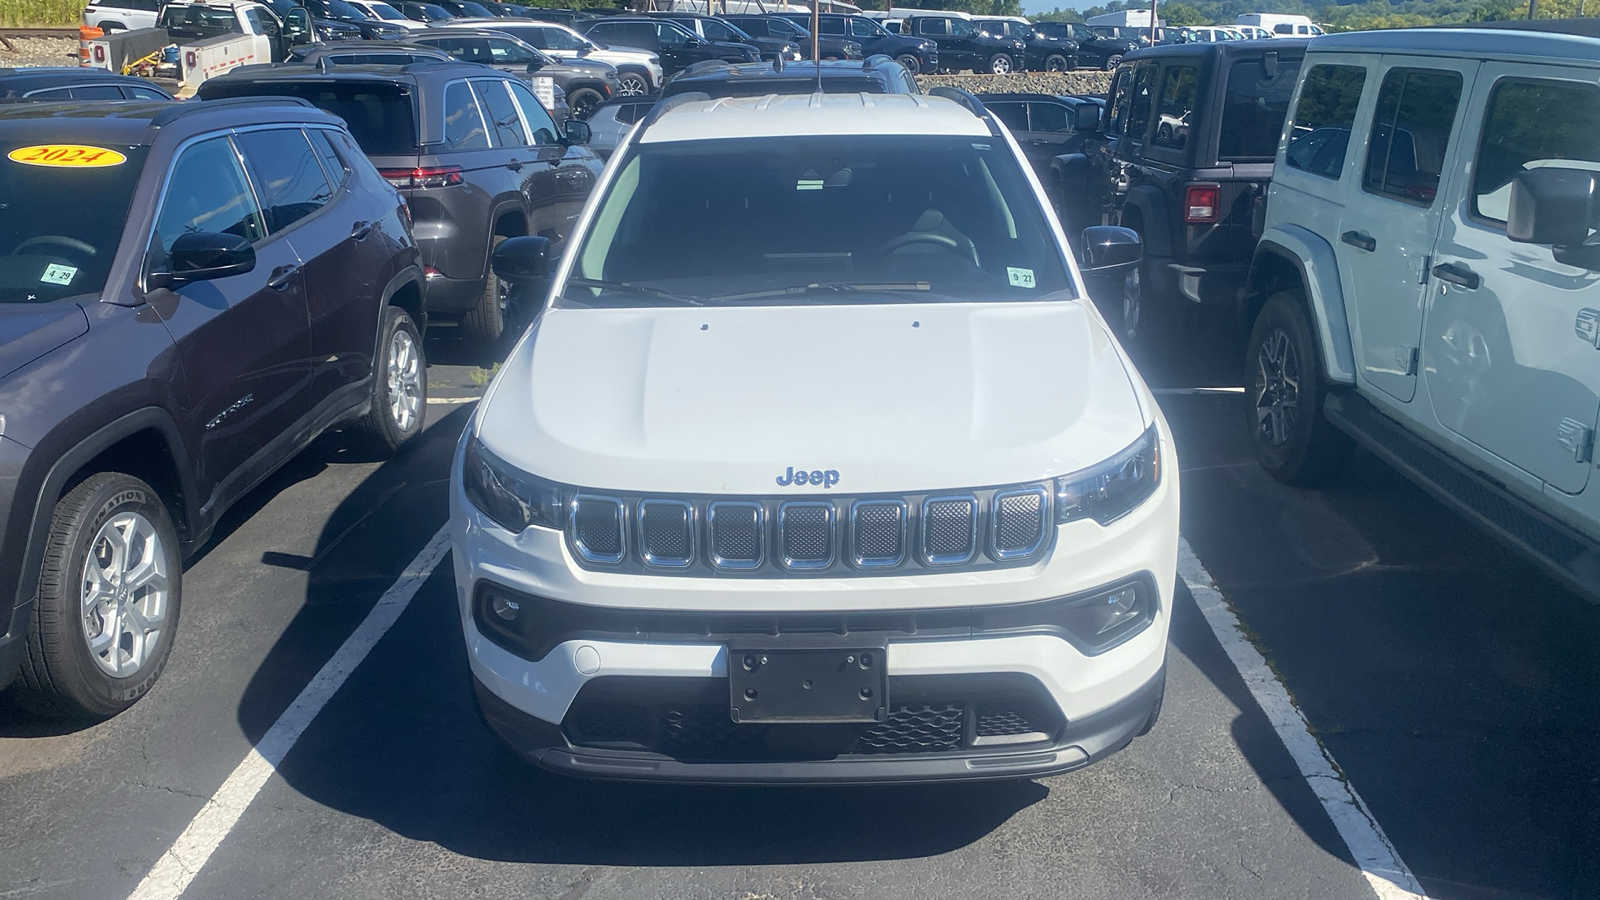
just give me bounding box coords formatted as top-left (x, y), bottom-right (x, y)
top-left (80, 512), bottom-right (170, 678)
top-left (991, 54), bottom-right (1011, 74)
top-left (387, 327), bottom-right (423, 433)
top-left (617, 73), bottom-right (648, 96)
top-left (1254, 327), bottom-right (1301, 447)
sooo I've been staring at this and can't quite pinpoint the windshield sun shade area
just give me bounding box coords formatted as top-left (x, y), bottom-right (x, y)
top-left (565, 135), bottom-right (1073, 307)
top-left (0, 143), bottom-right (148, 304)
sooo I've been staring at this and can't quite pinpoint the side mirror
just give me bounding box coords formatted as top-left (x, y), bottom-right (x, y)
top-left (525, 58), bottom-right (544, 72)
top-left (149, 232), bottom-right (256, 289)
top-left (1074, 103), bottom-right (1101, 133)
top-left (1508, 167), bottom-right (1597, 248)
top-left (492, 235), bottom-right (551, 283)
top-left (562, 119), bottom-right (591, 145)
top-left (285, 7), bottom-right (314, 42)
top-left (684, 37), bottom-right (702, 47)
top-left (1079, 225), bottom-right (1142, 275)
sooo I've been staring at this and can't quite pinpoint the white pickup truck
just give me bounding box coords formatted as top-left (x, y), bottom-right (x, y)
top-left (90, 0), bottom-right (327, 91)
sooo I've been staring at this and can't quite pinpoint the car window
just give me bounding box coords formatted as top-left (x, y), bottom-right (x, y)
top-left (153, 136), bottom-right (266, 267)
top-left (850, 18), bottom-right (877, 37)
top-left (199, 80), bottom-right (418, 155)
top-left (989, 101), bottom-right (1029, 133)
top-left (818, 18), bottom-right (845, 36)
top-left (1105, 66), bottom-right (1132, 136)
top-left (1124, 63), bottom-right (1159, 144)
top-left (68, 84), bottom-right (125, 100)
top-left (655, 22), bottom-right (693, 45)
top-left (486, 38), bottom-right (539, 65)
top-left (700, 19), bottom-right (737, 41)
top-left (429, 36), bottom-right (495, 64)
top-left (305, 128), bottom-right (348, 186)
top-left (507, 79), bottom-right (561, 145)
top-left (23, 87), bottom-right (73, 100)
top-left (473, 80), bottom-right (528, 148)
top-left (125, 86), bottom-right (170, 100)
top-left (1363, 67), bottom-right (1462, 207)
top-left (442, 80), bottom-right (491, 150)
top-left (1471, 79), bottom-right (1600, 225)
top-left (1029, 102), bottom-right (1071, 134)
top-left (1218, 57), bottom-right (1303, 160)
top-left (916, 18), bottom-right (946, 36)
top-left (1151, 65), bottom-right (1198, 150)
top-left (235, 128), bottom-right (333, 233)
top-left (1285, 64), bottom-right (1366, 179)
top-left (769, 18), bottom-right (802, 38)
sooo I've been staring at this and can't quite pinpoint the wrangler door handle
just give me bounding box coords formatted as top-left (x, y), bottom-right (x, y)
top-left (1341, 230), bottom-right (1376, 252)
top-left (1432, 262), bottom-right (1480, 290)
top-left (266, 265), bottom-right (299, 291)
top-left (506, 159), bottom-right (523, 172)
top-left (350, 220), bottom-right (375, 241)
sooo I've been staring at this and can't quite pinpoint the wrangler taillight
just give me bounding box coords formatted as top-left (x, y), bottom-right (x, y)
top-left (1184, 183), bottom-right (1221, 223)
top-left (379, 165), bottom-right (463, 190)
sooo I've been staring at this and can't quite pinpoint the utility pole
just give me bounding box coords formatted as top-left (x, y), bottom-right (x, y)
top-left (1149, 0), bottom-right (1159, 43)
top-left (1527, 0), bottom-right (1538, 18)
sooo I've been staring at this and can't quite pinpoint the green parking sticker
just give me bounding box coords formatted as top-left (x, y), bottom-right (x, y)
top-left (1007, 267), bottom-right (1036, 289)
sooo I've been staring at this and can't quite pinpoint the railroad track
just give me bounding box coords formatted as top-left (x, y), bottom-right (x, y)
top-left (0, 26), bottom-right (77, 54)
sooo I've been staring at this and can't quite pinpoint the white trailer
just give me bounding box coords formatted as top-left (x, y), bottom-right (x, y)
top-left (1235, 13), bottom-right (1324, 36)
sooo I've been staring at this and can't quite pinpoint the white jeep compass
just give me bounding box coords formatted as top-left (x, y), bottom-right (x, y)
top-left (450, 90), bottom-right (1179, 783)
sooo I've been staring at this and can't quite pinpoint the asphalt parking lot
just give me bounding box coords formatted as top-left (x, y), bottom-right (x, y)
top-left (2, 316), bottom-right (1597, 900)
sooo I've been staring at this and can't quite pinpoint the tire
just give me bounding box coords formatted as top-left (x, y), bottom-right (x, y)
top-left (354, 305), bottom-right (427, 454)
top-left (566, 86), bottom-right (604, 120)
top-left (14, 473), bottom-right (182, 719)
top-left (1102, 52), bottom-right (1123, 71)
top-left (895, 53), bottom-right (921, 73)
top-left (1245, 291), bottom-right (1355, 485)
top-left (616, 71), bottom-right (649, 96)
top-left (461, 234), bottom-right (507, 347)
top-left (1113, 231), bottom-right (1171, 349)
top-left (988, 53), bottom-right (1012, 75)
top-left (1045, 52), bottom-right (1069, 72)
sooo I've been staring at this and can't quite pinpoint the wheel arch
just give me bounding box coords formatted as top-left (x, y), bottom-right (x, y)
top-left (1245, 225), bottom-right (1356, 385)
top-left (1118, 184), bottom-right (1170, 258)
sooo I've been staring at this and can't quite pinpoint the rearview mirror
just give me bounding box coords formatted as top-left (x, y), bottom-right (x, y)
top-left (492, 235), bottom-right (551, 283)
top-left (1079, 226), bottom-right (1142, 275)
top-left (148, 232), bottom-right (256, 289)
top-left (562, 119), bottom-right (590, 145)
top-left (1508, 167), bottom-right (1597, 248)
top-left (1074, 103), bottom-right (1101, 133)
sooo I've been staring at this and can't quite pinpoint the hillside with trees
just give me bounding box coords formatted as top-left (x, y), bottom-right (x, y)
top-left (1025, 0), bottom-right (1595, 30)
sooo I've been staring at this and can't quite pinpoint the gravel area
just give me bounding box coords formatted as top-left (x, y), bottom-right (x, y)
top-left (917, 70), bottom-right (1112, 96)
top-left (0, 36), bottom-right (79, 68)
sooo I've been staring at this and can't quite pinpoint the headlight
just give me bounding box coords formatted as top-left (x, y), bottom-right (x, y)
top-left (1056, 425), bottom-right (1161, 525)
top-left (462, 437), bottom-right (563, 533)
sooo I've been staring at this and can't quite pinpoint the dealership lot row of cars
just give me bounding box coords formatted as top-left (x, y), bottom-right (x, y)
top-left (0, 10), bottom-right (1597, 803)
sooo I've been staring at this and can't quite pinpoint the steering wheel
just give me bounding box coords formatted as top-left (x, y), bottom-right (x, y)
top-left (876, 231), bottom-right (980, 266)
top-left (13, 235), bottom-right (97, 259)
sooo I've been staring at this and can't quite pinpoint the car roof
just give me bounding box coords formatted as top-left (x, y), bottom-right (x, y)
top-left (208, 59), bottom-right (497, 82)
top-left (0, 97), bottom-right (335, 144)
top-left (643, 93), bottom-right (985, 144)
top-left (1124, 38), bottom-right (1308, 63)
top-left (0, 68), bottom-right (166, 89)
top-left (1311, 24), bottom-right (1600, 66)
top-left (670, 58), bottom-right (899, 83)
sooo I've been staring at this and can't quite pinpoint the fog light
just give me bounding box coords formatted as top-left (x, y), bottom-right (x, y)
top-left (1058, 579), bottom-right (1153, 653)
top-left (491, 593), bottom-right (520, 621)
top-left (1099, 587), bottom-right (1140, 634)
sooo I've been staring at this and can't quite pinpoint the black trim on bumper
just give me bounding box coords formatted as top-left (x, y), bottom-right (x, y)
top-left (474, 663), bottom-right (1165, 785)
top-left (0, 602), bottom-right (27, 694)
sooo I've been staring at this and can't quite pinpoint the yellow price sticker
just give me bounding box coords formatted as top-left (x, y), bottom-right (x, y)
top-left (7, 144), bottom-right (128, 168)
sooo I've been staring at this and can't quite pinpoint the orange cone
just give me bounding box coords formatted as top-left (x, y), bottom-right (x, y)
top-left (79, 24), bottom-right (104, 68)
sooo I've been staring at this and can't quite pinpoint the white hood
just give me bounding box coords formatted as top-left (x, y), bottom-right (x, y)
top-left (477, 301), bottom-right (1147, 495)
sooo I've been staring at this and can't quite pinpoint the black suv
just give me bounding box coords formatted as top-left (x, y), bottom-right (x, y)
top-left (0, 68), bottom-right (174, 101)
top-left (660, 56), bottom-right (919, 100)
top-left (648, 13), bottom-right (799, 63)
top-left (979, 91), bottom-right (1102, 186)
top-left (0, 99), bottom-right (425, 717)
top-left (1079, 41), bottom-right (1307, 345)
top-left (900, 14), bottom-right (1025, 75)
top-left (715, 14), bottom-right (859, 61)
top-left (201, 62), bottom-right (603, 346)
top-left (409, 29), bottom-right (620, 117)
top-left (769, 12), bottom-right (928, 70)
top-left (1034, 21), bottom-right (1134, 71)
top-left (973, 17), bottom-right (1078, 71)
top-left (580, 16), bottom-right (758, 76)
top-left (296, 0), bottom-right (411, 39)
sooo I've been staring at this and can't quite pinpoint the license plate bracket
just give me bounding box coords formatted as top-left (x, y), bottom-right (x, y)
top-left (727, 637), bottom-right (888, 724)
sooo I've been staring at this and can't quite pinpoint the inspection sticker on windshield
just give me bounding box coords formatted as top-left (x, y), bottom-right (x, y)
top-left (7, 145), bottom-right (127, 168)
top-left (40, 264), bottom-right (77, 286)
top-left (1007, 267), bottom-right (1037, 289)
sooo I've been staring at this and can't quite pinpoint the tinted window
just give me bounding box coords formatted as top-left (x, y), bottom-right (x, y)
top-left (1285, 64), bottom-right (1365, 179)
top-left (23, 87), bottom-right (73, 100)
top-left (153, 137), bottom-right (266, 265)
top-left (1151, 65), bottom-right (1197, 150)
top-left (1472, 79), bottom-right (1600, 224)
top-left (507, 80), bottom-right (560, 144)
top-left (125, 86), bottom-right (170, 100)
top-left (769, 18), bottom-right (803, 38)
top-left (306, 128), bottom-right (348, 186)
top-left (442, 81), bottom-right (490, 150)
top-left (235, 129), bottom-right (332, 233)
top-left (655, 22), bottom-right (693, 45)
top-left (989, 102), bottom-right (1029, 133)
top-left (486, 38), bottom-right (539, 65)
top-left (199, 81), bottom-right (418, 155)
top-left (699, 19), bottom-right (738, 41)
top-left (1363, 68), bottom-right (1462, 207)
top-left (473, 80), bottom-right (528, 148)
top-left (427, 36), bottom-right (494, 64)
top-left (917, 19), bottom-right (946, 36)
top-left (1218, 57), bottom-right (1303, 159)
top-left (850, 18), bottom-right (878, 37)
top-left (1105, 66), bottom-right (1133, 136)
top-left (1124, 63), bottom-right (1158, 143)
top-left (69, 84), bottom-right (124, 100)
top-left (1029, 101), bottom-right (1071, 134)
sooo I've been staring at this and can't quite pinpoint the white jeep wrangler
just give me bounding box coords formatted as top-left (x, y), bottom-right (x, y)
top-left (1243, 22), bottom-right (1600, 595)
top-left (450, 90), bottom-right (1178, 783)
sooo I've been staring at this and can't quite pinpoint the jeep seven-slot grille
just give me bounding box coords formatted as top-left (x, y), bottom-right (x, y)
top-left (563, 484), bottom-right (1053, 576)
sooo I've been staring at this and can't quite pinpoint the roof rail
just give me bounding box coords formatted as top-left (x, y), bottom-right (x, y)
top-left (149, 95), bottom-right (313, 127)
top-left (639, 90), bottom-right (709, 130)
top-left (926, 85), bottom-right (987, 118)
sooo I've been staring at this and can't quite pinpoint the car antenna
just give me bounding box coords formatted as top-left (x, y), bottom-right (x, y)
top-left (811, 0), bottom-right (821, 94)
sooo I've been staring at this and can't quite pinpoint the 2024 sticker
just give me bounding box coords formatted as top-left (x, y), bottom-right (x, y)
top-left (7, 145), bottom-right (127, 168)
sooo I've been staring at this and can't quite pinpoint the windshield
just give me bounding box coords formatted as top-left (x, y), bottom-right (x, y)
top-left (562, 134), bottom-right (1073, 308)
top-left (365, 2), bottom-right (407, 19)
top-left (458, 0), bottom-right (491, 15)
top-left (324, 0), bottom-right (365, 19)
top-left (0, 142), bottom-right (148, 303)
top-left (158, 5), bottom-right (240, 38)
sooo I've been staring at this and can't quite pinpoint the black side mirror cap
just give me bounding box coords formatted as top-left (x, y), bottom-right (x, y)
top-left (563, 119), bottom-right (591, 145)
top-left (492, 235), bottom-right (551, 284)
top-left (1074, 103), bottom-right (1101, 133)
top-left (148, 232), bottom-right (256, 290)
top-left (1508, 167), bottom-right (1597, 248)
top-left (1079, 225), bottom-right (1142, 275)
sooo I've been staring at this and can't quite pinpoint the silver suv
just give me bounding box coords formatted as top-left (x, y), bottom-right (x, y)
top-left (1241, 21), bottom-right (1600, 596)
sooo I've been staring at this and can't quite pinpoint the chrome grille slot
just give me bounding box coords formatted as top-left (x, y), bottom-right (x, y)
top-left (708, 501), bottom-right (763, 570)
top-left (850, 500), bottom-right (907, 569)
top-left (638, 499), bottom-right (694, 568)
top-left (991, 487), bottom-right (1048, 560)
top-left (920, 495), bottom-right (978, 566)
top-left (570, 495), bottom-right (626, 565)
top-left (778, 501), bottom-right (835, 570)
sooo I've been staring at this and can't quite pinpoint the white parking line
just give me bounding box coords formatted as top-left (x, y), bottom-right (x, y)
top-left (1152, 386), bottom-right (1246, 395)
top-left (126, 527), bottom-right (453, 900)
top-left (427, 396), bottom-right (479, 405)
top-left (1178, 538), bottom-right (1428, 900)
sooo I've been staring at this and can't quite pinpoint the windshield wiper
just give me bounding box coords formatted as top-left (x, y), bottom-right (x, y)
top-left (713, 281), bottom-right (934, 301)
top-left (564, 278), bottom-right (704, 306)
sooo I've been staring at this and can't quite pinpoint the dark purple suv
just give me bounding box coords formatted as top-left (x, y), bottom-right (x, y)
top-left (0, 98), bottom-right (426, 718)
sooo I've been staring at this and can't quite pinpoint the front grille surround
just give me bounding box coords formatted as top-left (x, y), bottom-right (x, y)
top-left (638, 499), bottom-right (695, 569)
top-left (991, 487), bottom-right (1050, 560)
top-left (920, 494), bottom-right (980, 566)
top-left (569, 494), bottom-right (627, 565)
top-left (777, 501), bottom-right (835, 570)
top-left (850, 499), bottom-right (908, 569)
top-left (707, 501), bottom-right (764, 571)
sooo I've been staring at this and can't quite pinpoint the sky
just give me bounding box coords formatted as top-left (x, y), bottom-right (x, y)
top-left (1020, 0), bottom-right (1095, 13)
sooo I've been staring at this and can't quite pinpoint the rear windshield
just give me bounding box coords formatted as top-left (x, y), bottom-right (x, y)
top-left (0, 142), bottom-right (148, 303)
top-left (562, 134), bottom-right (1073, 307)
top-left (662, 76), bottom-right (889, 100)
top-left (200, 81), bottom-right (418, 155)
top-left (157, 5), bottom-right (241, 40)
top-left (1218, 57), bottom-right (1302, 160)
